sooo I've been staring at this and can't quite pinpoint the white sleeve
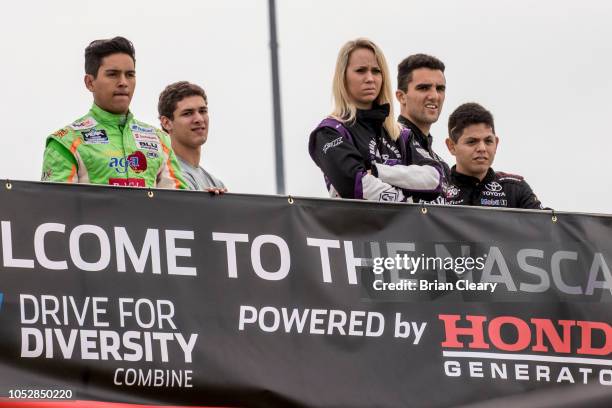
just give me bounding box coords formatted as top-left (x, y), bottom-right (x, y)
top-left (374, 163), bottom-right (441, 191)
top-left (360, 173), bottom-right (407, 202)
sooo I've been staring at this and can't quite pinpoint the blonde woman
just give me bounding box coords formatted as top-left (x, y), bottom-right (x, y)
top-left (308, 38), bottom-right (443, 202)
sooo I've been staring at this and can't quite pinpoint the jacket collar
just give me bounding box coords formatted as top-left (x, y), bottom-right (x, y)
top-left (356, 103), bottom-right (390, 130)
top-left (398, 115), bottom-right (433, 148)
top-left (90, 103), bottom-right (133, 127)
top-left (451, 166), bottom-right (496, 187)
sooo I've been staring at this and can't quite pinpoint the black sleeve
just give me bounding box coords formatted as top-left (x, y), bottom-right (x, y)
top-left (518, 180), bottom-right (544, 209)
top-left (309, 127), bottom-right (369, 198)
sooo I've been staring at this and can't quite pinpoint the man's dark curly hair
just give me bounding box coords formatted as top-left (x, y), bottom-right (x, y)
top-left (85, 36), bottom-right (135, 77)
top-left (448, 102), bottom-right (495, 142)
top-left (397, 53), bottom-right (445, 91)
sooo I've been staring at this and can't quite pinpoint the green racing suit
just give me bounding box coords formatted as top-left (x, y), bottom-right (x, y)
top-left (42, 104), bottom-right (187, 189)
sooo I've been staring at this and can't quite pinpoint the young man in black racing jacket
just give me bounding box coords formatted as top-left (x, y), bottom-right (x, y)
top-left (444, 102), bottom-right (543, 209)
top-left (396, 54), bottom-right (452, 204)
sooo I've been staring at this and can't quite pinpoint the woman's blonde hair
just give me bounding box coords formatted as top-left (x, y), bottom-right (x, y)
top-left (331, 38), bottom-right (400, 140)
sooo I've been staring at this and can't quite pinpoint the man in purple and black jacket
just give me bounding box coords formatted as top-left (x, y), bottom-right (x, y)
top-left (395, 53), bottom-right (452, 204)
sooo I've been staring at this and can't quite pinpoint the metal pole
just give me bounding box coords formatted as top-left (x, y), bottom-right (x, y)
top-left (268, 0), bottom-right (285, 195)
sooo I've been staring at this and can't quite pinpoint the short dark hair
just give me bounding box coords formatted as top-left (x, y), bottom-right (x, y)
top-left (84, 36), bottom-right (135, 77)
top-left (397, 53), bottom-right (445, 91)
top-left (158, 81), bottom-right (208, 131)
top-left (448, 102), bottom-right (495, 142)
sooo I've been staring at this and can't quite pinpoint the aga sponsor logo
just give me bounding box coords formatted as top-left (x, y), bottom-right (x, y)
top-left (70, 117), bottom-right (97, 130)
top-left (127, 151), bottom-right (148, 173)
top-left (82, 129), bottom-right (109, 144)
top-left (439, 314), bottom-right (612, 386)
top-left (109, 151), bottom-right (148, 174)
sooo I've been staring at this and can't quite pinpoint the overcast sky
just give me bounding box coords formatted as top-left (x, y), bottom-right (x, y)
top-left (1, 0), bottom-right (611, 214)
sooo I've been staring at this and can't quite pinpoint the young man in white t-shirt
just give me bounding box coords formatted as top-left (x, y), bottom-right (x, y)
top-left (158, 81), bottom-right (226, 193)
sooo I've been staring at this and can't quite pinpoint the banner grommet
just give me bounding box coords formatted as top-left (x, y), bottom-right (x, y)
top-left (421, 206), bottom-right (428, 215)
top-left (147, 190), bottom-right (154, 198)
top-left (5, 180), bottom-right (12, 190)
top-left (288, 196), bottom-right (294, 204)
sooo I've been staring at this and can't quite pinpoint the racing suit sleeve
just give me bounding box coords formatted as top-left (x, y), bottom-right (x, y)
top-left (372, 162), bottom-right (442, 192)
top-left (156, 133), bottom-right (189, 190)
top-left (310, 127), bottom-right (408, 201)
top-left (517, 180), bottom-right (544, 209)
top-left (41, 138), bottom-right (79, 183)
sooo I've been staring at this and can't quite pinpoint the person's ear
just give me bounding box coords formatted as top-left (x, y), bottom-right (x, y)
top-left (84, 74), bottom-right (95, 92)
top-left (445, 137), bottom-right (456, 156)
top-left (395, 89), bottom-right (405, 104)
top-left (160, 116), bottom-right (173, 133)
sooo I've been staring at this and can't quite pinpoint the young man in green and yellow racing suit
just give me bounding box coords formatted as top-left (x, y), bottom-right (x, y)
top-left (41, 36), bottom-right (187, 189)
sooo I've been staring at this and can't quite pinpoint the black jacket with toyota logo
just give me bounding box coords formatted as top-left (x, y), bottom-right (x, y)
top-left (446, 166), bottom-right (543, 209)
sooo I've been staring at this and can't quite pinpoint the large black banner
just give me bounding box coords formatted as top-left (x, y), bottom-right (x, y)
top-left (0, 181), bottom-right (611, 407)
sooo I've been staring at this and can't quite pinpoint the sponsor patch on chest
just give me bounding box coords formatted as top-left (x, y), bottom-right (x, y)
top-left (136, 140), bottom-right (161, 153)
top-left (133, 131), bottom-right (160, 144)
top-left (369, 139), bottom-right (401, 162)
top-left (109, 178), bottom-right (146, 187)
top-left (70, 117), bottom-right (97, 130)
top-left (81, 129), bottom-right (109, 144)
top-left (130, 124), bottom-right (155, 134)
top-left (108, 151), bottom-right (148, 174)
top-left (485, 181), bottom-right (502, 192)
top-left (446, 185), bottom-right (460, 198)
top-left (481, 198), bottom-right (508, 206)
